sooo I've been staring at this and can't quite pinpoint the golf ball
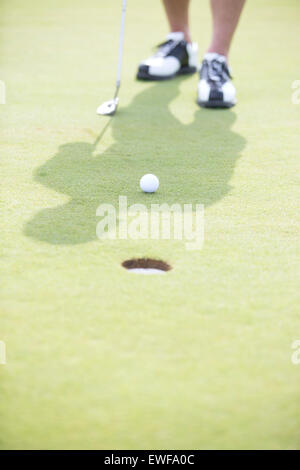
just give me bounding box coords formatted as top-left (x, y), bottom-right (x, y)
top-left (140, 174), bottom-right (159, 193)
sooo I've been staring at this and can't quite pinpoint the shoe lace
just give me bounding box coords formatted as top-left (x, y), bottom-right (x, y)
top-left (154, 39), bottom-right (181, 58)
top-left (206, 59), bottom-right (231, 82)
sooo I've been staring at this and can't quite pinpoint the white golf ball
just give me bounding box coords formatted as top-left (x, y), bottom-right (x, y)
top-left (140, 174), bottom-right (159, 193)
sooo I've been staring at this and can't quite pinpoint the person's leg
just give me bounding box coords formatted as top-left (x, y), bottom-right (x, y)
top-left (198, 0), bottom-right (246, 108)
top-left (207, 0), bottom-right (246, 57)
top-left (162, 0), bottom-right (191, 43)
top-left (137, 0), bottom-right (197, 80)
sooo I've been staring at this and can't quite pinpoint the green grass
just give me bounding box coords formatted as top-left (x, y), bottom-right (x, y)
top-left (1, 0), bottom-right (300, 449)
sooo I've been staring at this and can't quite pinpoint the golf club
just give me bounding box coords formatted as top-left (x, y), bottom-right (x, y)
top-left (96, 0), bottom-right (127, 116)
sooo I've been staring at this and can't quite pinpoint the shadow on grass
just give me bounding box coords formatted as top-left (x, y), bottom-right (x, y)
top-left (24, 77), bottom-right (246, 245)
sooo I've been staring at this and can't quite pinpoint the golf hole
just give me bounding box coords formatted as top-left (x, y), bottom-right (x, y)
top-left (122, 258), bottom-right (171, 275)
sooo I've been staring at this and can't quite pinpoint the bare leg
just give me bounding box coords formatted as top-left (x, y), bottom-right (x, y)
top-left (162, 0), bottom-right (191, 42)
top-left (207, 0), bottom-right (246, 57)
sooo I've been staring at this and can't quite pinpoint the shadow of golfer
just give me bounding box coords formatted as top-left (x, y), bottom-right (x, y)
top-left (24, 77), bottom-right (246, 245)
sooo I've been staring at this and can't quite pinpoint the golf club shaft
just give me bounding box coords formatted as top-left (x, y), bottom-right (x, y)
top-left (114, 0), bottom-right (127, 99)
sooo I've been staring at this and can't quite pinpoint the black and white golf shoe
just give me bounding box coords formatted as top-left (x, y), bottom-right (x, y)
top-left (198, 53), bottom-right (236, 108)
top-left (137, 32), bottom-right (198, 81)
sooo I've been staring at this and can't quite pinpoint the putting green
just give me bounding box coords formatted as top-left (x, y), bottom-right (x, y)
top-left (1, 0), bottom-right (300, 450)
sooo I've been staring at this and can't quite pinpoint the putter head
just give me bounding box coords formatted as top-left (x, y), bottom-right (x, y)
top-left (96, 97), bottom-right (119, 116)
